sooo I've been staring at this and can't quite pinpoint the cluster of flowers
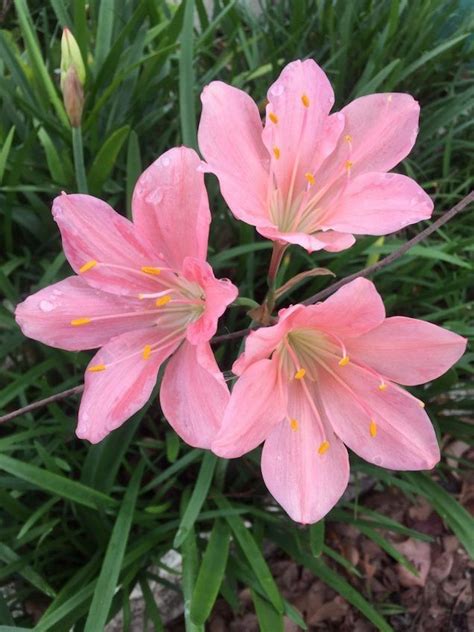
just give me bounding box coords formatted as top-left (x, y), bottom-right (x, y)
top-left (16, 59), bottom-right (466, 523)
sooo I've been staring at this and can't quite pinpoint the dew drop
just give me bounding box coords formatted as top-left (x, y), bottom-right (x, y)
top-left (39, 299), bottom-right (55, 312)
top-left (146, 190), bottom-right (163, 205)
top-left (160, 156), bottom-right (171, 167)
top-left (270, 83), bottom-right (285, 97)
top-left (373, 456), bottom-right (383, 466)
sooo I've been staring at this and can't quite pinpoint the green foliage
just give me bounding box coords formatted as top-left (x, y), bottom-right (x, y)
top-left (0, 0), bottom-right (473, 629)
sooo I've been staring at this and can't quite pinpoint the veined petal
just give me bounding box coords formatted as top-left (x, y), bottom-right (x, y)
top-left (323, 172), bottom-right (433, 235)
top-left (262, 59), bottom-right (335, 198)
top-left (160, 341), bottom-right (229, 449)
top-left (77, 328), bottom-right (181, 444)
top-left (52, 193), bottom-right (162, 296)
top-left (258, 225), bottom-right (355, 253)
top-left (346, 316), bottom-right (467, 385)
top-left (212, 357), bottom-right (286, 458)
top-left (15, 277), bottom-right (158, 351)
top-left (318, 361), bottom-right (440, 470)
top-left (261, 381), bottom-right (349, 524)
top-left (198, 81), bottom-right (271, 227)
top-left (182, 257), bottom-right (238, 344)
top-left (132, 147), bottom-right (211, 270)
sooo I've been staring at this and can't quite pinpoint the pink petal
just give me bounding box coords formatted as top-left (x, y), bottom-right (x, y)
top-left (132, 147), bottom-right (211, 270)
top-left (15, 277), bottom-right (159, 351)
top-left (198, 81), bottom-right (271, 227)
top-left (212, 357), bottom-right (286, 458)
top-left (160, 341), bottom-right (229, 449)
top-left (181, 257), bottom-right (238, 344)
top-left (53, 194), bottom-right (162, 296)
top-left (323, 173), bottom-right (433, 235)
top-left (261, 382), bottom-right (349, 524)
top-left (258, 226), bottom-right (355, 253)
top-left (346, 316), bottom-right (467, 385)
top-left (318, 93), bottom-right (420, 188)
top-left (77, 328), bottom-right (181, 443)
top-left (318, 361), bottom-right (440, 470)
top-left (303, 277), bottom-right (385, 338)
top-left (262, 59), bottom-right (335, 198)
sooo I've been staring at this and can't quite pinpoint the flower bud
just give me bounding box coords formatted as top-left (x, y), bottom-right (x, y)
top-left (62, 66), bottom-right (84, 127)
top-left (60, 28), bottom-right (86, 92)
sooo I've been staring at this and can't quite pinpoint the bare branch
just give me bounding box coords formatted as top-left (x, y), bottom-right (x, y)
top-left (2, 189), bottom-right (472, 423)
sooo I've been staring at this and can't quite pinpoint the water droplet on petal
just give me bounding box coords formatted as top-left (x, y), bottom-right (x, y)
top-left (373, 456), bottom-right (383, 466)
top-left (270, 83), bottom-right (285, 97)
top-left (146, 190), bottom-right (163, 204)
top-left (39, 300), bottom-right (55, 312)
top-left (160, 156), bottom-right (171, 167)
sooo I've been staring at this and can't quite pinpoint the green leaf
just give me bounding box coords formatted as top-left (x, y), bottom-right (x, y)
top-left (215, 495), bottom-right (284, 614)
top-left (0, 126), bottom-right (15, 184)
top-left (88, 125), bottom-right (130, 195)
top-left (0, 543), bottom-right (56, 597)
top-left (174, 451), bottom-right (217, 547)
top-left (179, 0), bottom-right (197, 148)
top-left (251, 590), bottom-right (284, 632)
top-left (309, 520), bottom-right (325, 557)
top-left (190, 520), bottom-right (230, 625)
top-left (84, 462), bottom-right (144, 632)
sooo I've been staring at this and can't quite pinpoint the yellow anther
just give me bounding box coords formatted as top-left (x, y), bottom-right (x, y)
top-left (269, 112), bottom-right (278, 124)
top-left (290, 419), bottom-right (299, 431)
top-left (318, 441), bottom-right (330, 455)
top-left (143, 345), bottom-right (152, 360)
top-left (141, 266), bottom-right (161, 275)
top-left (79, 260), bottom-right (97, 273)
top-left (301, 94), bottom-right (310, 107)
top-left (294, 368), bottom-right (306, 380)
top-left (345, 160), bottom-right (353, 171)
top-left (378, 382), bottom-right (387, 391)
top-left (305, 172), bottom-right (315, 186)
top-left (88, 364), bottom-right (106, 372)
top-left (344, 134), bottom-right (352, 143)
top-left (338, 355), bottom-right (350, 367)
top-left (418, 400), bottom-right (425, 408)
top-left (273, 146), bottom-right (280, 160)
top-left (370, 420), bottom-right (377, 438)
top-left (71, 318), bottom-right (91, 326)
top-left (156, 295), bottom-right (171, 307)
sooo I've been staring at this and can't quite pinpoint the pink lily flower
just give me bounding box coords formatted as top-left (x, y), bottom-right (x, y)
top-left (15, 147), bottom-right (238, 445)
top-left (198, 59), bottom-right (433, 253)
top-left (212, 278), bottom-right (466, 523)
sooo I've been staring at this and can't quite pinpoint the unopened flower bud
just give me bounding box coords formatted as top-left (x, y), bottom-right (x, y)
top-left (62, 66), bottom-right (84, 127)
top-left (60, 28), bottom-right (86, 92)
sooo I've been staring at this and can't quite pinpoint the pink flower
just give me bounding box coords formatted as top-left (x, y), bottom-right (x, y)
top-left (198, 59), bottom-right (433, 253)
top-left (16, 147), bottom-right (238, 445)
top-left (212, 278), bottom-right (466, 523)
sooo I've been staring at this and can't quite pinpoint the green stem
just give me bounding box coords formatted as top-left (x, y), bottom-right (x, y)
top-left (72, 125), bottom-right (88, 193)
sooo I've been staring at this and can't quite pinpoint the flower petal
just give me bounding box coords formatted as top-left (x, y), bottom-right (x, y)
top-left (198, 81), bottom-right (271, 227)
top-left (53, 193), bottom-right (161, 296)
top-left (160, 341), bottom-right (229, 449)
top-left (132, 147), bottom-right (211, 270)
top-left (15, 276), bottom-right (159, 351)
top-left (303, 277), bottom-right (385, 338)
top-left (261, 382), bottom-right (349, 524)
top-left (317, 93), bottom-right (420, 189)
top-left (346, 316), bottom-right (467, 385)
top-left (77, 328), bottom-right (180, 444)
top-left (181, 257), bottom-right (238, 344)
top-left (258, 226), bottom-right (355, 253)
top-left (318, 360), bottom-right (440, 470)
top-left (212, 357), bottom-right (286, 458)
top-left (262, 59), bottom-right (335, 198)
top-left (323, 173), bottom-right (433, 235)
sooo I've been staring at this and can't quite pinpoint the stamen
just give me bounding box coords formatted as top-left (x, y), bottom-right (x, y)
top-left (344, 134), bottom-right (352, 143)
top-left (318, 441), bottom-right (330, 455)
top-left (141, 266), bottom-right (161, 275)
top-left (294, 368), bottom-right (306, 380)
top-left (305, 172), bottom-right (315, 186)
top-left (418, 400), bottom-right (425, 408)
top-left (378, 382), bottom-right (387, 391)
top-left (338, 355), bottom-right (350, 367)
top-left (273, 146), bottom-right (280, 160)
top-left (143, 345), bottom-right (152, 360)
top-left (79, 260), bottom-right (97, 273)
top-left (370, 420), bottom-right (377, 438)
top-left (301, 94), bottom-right (310, 107)
top-left (269, 112), bottom-right (278, 124)
top-left (71, 318), bottom-right (91, 326)
top-left (345, 160), bottom-right (353, 172)
top-left (88, 364), bottom-right (106, 372)
top-left (156, 295), bottom-right (171, 307)
top-left (290, 418), bottom-right (299, 431)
